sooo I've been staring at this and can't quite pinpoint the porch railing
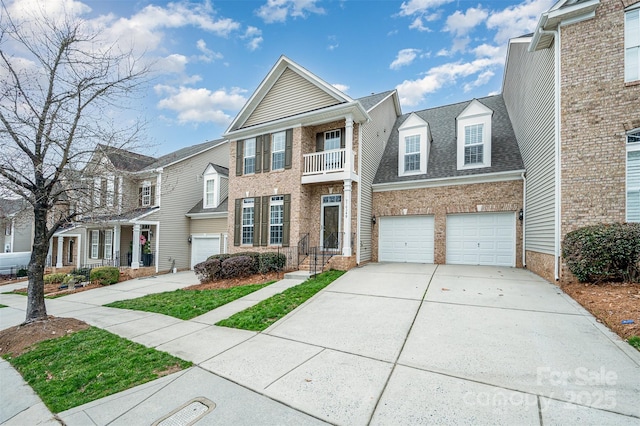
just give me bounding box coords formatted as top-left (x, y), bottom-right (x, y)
top-left (303, 149), bottom-right (354, 176)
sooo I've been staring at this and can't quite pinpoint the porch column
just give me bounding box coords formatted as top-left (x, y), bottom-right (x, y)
top-left (113, 225), bottom-right (121, 266)
top-left (56, 236), bottom-right (64, 268)
top-left (131, 224), bottom-right (141, 269)
top-left (345, 114), bottom-right (353, 173)
top-left (47, 238), bottom-right (53, 266)
top-left (342, 179), bottom-right (352, 257)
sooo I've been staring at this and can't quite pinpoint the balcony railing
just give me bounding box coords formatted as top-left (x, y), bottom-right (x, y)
top-left (303, 149), bottom-right (354, 176)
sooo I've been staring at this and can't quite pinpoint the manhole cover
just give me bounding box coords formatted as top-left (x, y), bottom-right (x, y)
top-left (153, 397), bottom-right (215, 426)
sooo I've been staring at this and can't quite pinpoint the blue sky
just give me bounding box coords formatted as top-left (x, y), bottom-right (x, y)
top-left (6, 0), bottom-right (555, 155)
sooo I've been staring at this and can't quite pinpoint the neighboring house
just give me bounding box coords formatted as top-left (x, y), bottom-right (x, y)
top-left (502, 0), bottom-right (640, 281)
top-left (223, 56), bottom-right (401, 268)
top-left (0, 198), bottom-right (33, 253)
top-left (371, 97), bottom-right (525, 267)
top-left (52, 139), bottom-right (229, 272)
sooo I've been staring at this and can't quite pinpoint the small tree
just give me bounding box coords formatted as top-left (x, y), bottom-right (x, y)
top-left (0, 6), bottom-right (150, 323)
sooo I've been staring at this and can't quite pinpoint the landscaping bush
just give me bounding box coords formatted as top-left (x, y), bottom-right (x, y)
top-left (17, 268), bottom-right (28, 277)
top-left (233, 251), bottom-right (260, 274)
top-left (259, 252), bottom-right (287, 273)
top-left (71, 267), bottom-right (92, 281)
top-left (207, 253), bottom-right (231, 263)
top-left (63, 274), bottom-right (86, 285)
top-left (194, 258), bottom-right (222, 283)
top-left (43, 273), bottom-right (66, 285)
top-left (562, 223), bottom-right (640, 283)
top-left (221, 256), bottom-right (254, 278)
top-left (90, 266), bottom-right (120, 286)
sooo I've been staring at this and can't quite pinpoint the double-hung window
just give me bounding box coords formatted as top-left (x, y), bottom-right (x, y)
top-left (464, 124), bottom-right (484, 165)
top-left (270, 196), bottom-right (284, 245)
top-left (272, 132), bottom-right (285, 170)
top-left (324, 130), bottom-right (342, 170)
top-left (104, 230), bottom-right (113, 260)
top-left (244, 138), bottom-right (256, 174)
top-left (90, 230), bottom-right (99, 259)
top-left (141, 182), bottom-right (151, 206)
top-left (242, 198), bottom-right (255, 245)
top-left (404, 135), bottom-right (421, 172)
top-left (205, 178), bottom-right (215, 207)
top-left (626, 7), bottom-right (640, 82)
top-left (627, 129), bottom-right (640, 222)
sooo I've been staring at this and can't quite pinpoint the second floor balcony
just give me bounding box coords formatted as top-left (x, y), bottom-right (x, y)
top-left (302, 149), bottom-right (358, 184)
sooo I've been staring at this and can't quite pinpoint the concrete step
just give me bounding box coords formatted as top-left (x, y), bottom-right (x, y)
top-left (284, 270), bottom-right (314, 280)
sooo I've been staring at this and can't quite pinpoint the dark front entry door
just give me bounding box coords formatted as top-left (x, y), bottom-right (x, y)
top-left (323, 205), bottom-right (340, 250)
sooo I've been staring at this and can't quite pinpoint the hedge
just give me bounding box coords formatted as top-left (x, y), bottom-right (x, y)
top-left (194, 251), bottom-right (288, 283)
top-left (194, 258), bottom-right (222, 283)
top-left (562, 223), bottom-right (640, 283)
top-left (43, 273), bottom-right (66, 285)
top-left (90, 266), bottom-right (120, 286)
top-left (221, 256), bottom-right (254, 278)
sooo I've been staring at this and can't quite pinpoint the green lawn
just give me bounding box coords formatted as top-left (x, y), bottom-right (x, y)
top-left (104, 282), bottom-right (274, 320)
top-left (3, 327), bottom-right (191, 413)
top-left (629, 336), bottom-right (640, 351)
top-left (0, 303), bottom-right (7, 308)
top-left (216, 270), bottom-right (345, 331)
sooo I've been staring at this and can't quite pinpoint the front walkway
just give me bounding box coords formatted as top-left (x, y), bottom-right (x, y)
top-left (1, 266), bottom-right (639, 425)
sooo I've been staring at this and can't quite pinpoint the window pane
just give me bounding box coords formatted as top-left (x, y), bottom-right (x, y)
top-left (270, 202), bottom-right (284, 245)
top-left (626, 46), bottom-right (639, 82)
top-left (405, 135), bottom-right (420, 153)
top-left (626, 10), bottom-right (640, 49)
top-left (244, 157), bottom-right (255, 174)
top-left (465, 144), bottom-right (484, 164)
top-left (242, 200), bottom-right (254, 244)
top-left (628, 150), bottom-right (640, 222)
top-left (206, 179), bottom-right (215, 206)
top-left (629, 131), bottom-right (640, 144)
top-left (465, 124), bottom-right (483, 145)
top-left (272, 152), bottom-right (285, 170)
top-left (404, 153), bottom-right (420, 172)
top-left (325, 130), bottom-right (341, 151)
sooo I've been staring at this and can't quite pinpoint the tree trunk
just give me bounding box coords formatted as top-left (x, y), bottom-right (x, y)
top-left (25, 204), bottom-right (48, 323)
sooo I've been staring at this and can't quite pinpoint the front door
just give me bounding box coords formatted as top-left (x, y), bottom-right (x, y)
top-left (321, 194), bottom-right (342, 250)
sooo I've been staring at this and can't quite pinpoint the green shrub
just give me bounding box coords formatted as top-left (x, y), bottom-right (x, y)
top-left (90, 266), bottom-right (120, 286)
top-left (194, 258), bottom-right (222, 283)
top-left (208, 253), bottom-right (231, 263)
top-left (233, 252), bottom-right (260, 274)
top-left (562, 223), bottom-right (640, 283)
top-left (259, 252), bottom-right (287, 273)
top-left (221, 256), bottom-right (254, 278)
top-left (71, 267), bottom-right (92, 281)
top-left (17, 268), bottom-right (28, 277)
top-left (43, 273), bottom-right (66, 285)
top-left (63, 274), bottom-right (86, 285)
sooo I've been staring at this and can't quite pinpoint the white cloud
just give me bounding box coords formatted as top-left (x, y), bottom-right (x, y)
top-left (437, 48), bottom-right (451, 57)
top-left (409, 17), bottom-right (432, 32)
top-left (473, 43), bottom-right (503, 60)
top-left (242, 26), bottom-right (263, 51)
top-left (5, 0), bottom-right (91, 21)
top-left (445, 7), bottom-right (488, 37)
top-left (156, 54), bottom-right (189, 74)
top-left (399, 0), bottom-right (453, 17)
top-left (327, 35), bottom-right (339, 51)
top-left (196, 39), bottom-right (223, 62)
top-left (332, 83), bottom-right (349, 93)
top-left (463, 70), bottom-right (494, 92)
top-left (486, 0), bottom-right (554, 44)
top-left (155, 85), bottom-right (247, 125)
top-left (390, 48), bottom-right (420, 70)
top-left (257, 0), bottom-right (324, 24)
top-left (396, 56), bottom-right (503, 106)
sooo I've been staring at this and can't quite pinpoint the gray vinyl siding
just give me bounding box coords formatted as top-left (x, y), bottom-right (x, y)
top-left (12, 219), bottom-right (32, 252)
top-left (358, 95), bottom-right (400, 262)
top-left (190, 217), bottom-right (227, 234)
top-left (243, 68), bottom-right (341, 128)
top-left (220, 176), bottom-right (229, 202)
top-left (503, 40), bottom-right (555, 255)
top-left (156, 143), bottom-right (229, 271)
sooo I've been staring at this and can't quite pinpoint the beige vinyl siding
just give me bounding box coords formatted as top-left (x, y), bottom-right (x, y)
top-left (220, 176), bottom-right (229, 202)
top-left (12, 219), bottom-right (33, 252)
top-left (503, 40), bottom-right (555, 254)
top-left (190, 217), bottom-right (227, 234)
top-left (155, 143), bottom-right (229, 271)
top-left (358, 95), bottom-right (400, 262)
top-left (243, 68), bottom-right (341, 128)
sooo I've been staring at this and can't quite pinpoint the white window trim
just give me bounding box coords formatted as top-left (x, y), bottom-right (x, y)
top-left (241, 198), bottom-right (254, 245)
top-left (324, 129), bottom-right (341, 151)
top-left (272, 131), bottom-right (286, 170)
top-left (106, 176), bottom-right (115, 207)
top-left (203, 176), bottom-right (217, 208)
top-left (626, 128), bottom-right (640, 222)
top-left (244, 138), bottom-right (256, 175)
top-left (104, 230), bottom-right (113, 260)
top-left (269, 195), bottom-right (284, 246)
top-left (456, 100), bottom-right (492, 170)
top-left (93, 177), bottom-right (101, 207)
top-left (625, 7), bottom-right (640, 83)
top-left (141, 181), bottom-right (152, 207)
top-left (398, 113), bottom-right (429, 177)
top-left (90, 230), bottom-right (99, 259)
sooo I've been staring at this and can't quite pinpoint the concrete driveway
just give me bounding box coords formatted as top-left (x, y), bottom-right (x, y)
top-left (199, 263), bottom-right (640, 425)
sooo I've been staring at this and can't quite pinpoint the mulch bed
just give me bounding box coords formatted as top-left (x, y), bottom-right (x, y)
top-left (0, 316), bottom-right (90, 357)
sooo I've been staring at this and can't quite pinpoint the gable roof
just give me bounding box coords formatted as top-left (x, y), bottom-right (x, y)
top-left (373, 95), bottom-right (524, 185)
top-left (141, 139), bottom-right (227, 172)
top-left (186, 197), bottom-right (228, 216)
top-left (95, 144), bottom-right (155, 172)
top-left (529, 0), bottom-right (599, 51)
top-left (204, 163), bottom-right (229, 177)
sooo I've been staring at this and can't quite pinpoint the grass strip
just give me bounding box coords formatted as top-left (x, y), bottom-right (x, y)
top-left (629, 336), bottom-right (640, 351)
top-left (0, 303), bottom-right (6, 308)
top-left (104, 282), bottom-right (274, 320)
top-left (216, 270), bottom-right (345, 331)
top-left (3, 327), bottom-right (191, 413)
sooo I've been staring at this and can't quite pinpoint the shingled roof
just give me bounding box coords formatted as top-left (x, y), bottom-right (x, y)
top-left (142, 138), bottom-right (227, 171)
top-left (373, 95), bottom-right (524, 185)
top-left (357, 90), bottom-right (396, 112)
top-left (96, 144), bottom-right (155, 172)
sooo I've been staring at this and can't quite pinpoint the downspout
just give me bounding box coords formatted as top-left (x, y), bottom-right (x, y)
top-left (521, 172), bottom-right (526, 268)
top-left (539, 27), bottom-right (561, 281)
top-left (154, 223), bottom-right (160, 273)
top-left (155, 168), bottom-right (163, 207)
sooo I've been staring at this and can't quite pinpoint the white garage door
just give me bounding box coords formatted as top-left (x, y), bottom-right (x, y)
top-left (379, 216), bottom-right (434, 263)
top-left (191, 237), bottom-right (220, 269)
top-left (446, 213), bottom-right (515, 267)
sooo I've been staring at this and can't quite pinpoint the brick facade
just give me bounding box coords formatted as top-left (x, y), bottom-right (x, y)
top-left (559, 0), bottom-right (640, 280)
top-left (372, 180), bottom-right (523, 266)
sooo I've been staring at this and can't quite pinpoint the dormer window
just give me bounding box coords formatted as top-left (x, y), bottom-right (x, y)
top-left (141, 181), bottom-right (152, 206)
top-left (398, 113), bottom-right (430, 176)
top-left (202, 163), bottom-right (228, 209)
top-left (205, 177), bottom-right (216, 207)
top-left (457, 99), bottom-right (492, 170)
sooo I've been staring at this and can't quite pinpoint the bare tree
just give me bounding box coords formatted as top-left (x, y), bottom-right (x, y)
top-left (0, 4), bottom-right (150, 323)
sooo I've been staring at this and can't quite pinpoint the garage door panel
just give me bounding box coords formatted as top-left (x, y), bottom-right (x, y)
top-left (191, 237), bottom-right (220, 269)
top-left (379, 216), bottom-right (434, 263)
top-left (446, 213), bottom-right (515, 267)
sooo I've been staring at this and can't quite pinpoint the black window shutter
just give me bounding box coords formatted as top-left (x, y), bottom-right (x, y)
top-left (284, 129), bottom-right (293, 169)
top-left (236, 140), bottom-right (244, 176)
top-left (253, 197), bottom-right (261, 246)
top-left (282, 194), bottom-right (291, 247)
top-left (263, 134), bottom-right (271, 172)
top-left (316, 132), bottom-right (324, 152)
top-left (340, 127), bottom-right (346, 149)
top-left (234, 199), bottom-right (241, 246)
top-left (255, 136), bottom-right (262, 173)
top-left (261, 195), bottom-right (269, 246)
top-left (151, 186), bottom-right (156, 206)
top-left (98, 230), bottom-right (104, 259)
